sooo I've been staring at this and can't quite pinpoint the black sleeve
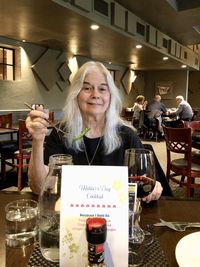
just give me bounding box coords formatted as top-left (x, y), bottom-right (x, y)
top-left (120, 125), bottom-right (143, 150)
top-left (44, 129), bottom-right (67, 165)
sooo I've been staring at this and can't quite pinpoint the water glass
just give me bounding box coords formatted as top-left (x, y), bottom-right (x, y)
top-left (5, 199), bottom-right (38, 248)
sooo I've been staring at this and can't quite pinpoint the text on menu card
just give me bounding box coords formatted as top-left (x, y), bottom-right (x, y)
top-left (60, 165), bottom-right (129, 267)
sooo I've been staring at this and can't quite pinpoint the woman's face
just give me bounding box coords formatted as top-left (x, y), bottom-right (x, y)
top-left (77, 69), bottom-right (111, 119)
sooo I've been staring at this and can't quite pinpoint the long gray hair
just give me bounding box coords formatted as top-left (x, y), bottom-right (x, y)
top-left (60, 61), bottom-right (128, 154)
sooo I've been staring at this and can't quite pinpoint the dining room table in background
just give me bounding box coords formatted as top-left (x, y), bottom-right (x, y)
top-left (0, 191), bottom-right (200, 267)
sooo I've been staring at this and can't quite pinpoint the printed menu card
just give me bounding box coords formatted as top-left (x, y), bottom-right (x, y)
top-left (60, 165), bottom-right (129, 267)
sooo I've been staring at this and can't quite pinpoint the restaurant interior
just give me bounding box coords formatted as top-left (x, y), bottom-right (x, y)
top-left (1, 0), bottom-right (200, 266)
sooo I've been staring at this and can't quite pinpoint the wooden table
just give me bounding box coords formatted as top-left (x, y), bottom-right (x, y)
top-left (141, 197), bottom-right (200, 267)
top-left (0, 192), bottom-right (200, 267)
top-left (0, 127), bottom-right (18, 141)
top-left (0, 128), bottom-right (18, 135)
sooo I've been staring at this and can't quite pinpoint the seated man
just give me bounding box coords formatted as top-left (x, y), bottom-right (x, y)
top-left (146, 95), bottom-right (167, 136)
top-left (168, 95), bottom-right (193, 122)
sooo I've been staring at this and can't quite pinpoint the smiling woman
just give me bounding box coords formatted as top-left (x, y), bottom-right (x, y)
top-left (25, 61), bottom-right (163, 203)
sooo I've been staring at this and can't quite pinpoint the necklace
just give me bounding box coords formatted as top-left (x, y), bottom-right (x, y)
top-left (83, 137), bottom-right (102, 165)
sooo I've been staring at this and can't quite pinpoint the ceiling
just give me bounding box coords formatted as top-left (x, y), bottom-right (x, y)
top-left (0, 0), bottom-right (200, 70)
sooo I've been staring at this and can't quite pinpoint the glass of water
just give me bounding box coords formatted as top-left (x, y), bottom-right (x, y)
top-left (5, 199), bottom-right (38, 248)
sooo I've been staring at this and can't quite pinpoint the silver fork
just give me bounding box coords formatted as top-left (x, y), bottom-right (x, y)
top-left (154, 219), bottom-right (200, 232)
top-left (24, 102), bottom-right (66, 135)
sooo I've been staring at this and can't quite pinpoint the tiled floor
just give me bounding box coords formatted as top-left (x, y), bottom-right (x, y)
top-left (142, 139), bottom-right (200, 198)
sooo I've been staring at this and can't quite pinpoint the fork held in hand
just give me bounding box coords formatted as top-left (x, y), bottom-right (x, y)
top-left (24, 102), bottom-right (66, 135)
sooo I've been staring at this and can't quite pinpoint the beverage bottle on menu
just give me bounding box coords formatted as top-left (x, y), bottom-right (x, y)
top-left (86, 217), bottom-right (107, 267)
top-left (38, 154), bottom-right (73, 263)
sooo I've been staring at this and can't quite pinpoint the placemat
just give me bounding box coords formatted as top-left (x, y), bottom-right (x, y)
top-left (142, 236), bottom-right (169, 267)
top-left (29, 237), bottom-right (169, 267)
top-left (28, 244), bottom-right (59, 267)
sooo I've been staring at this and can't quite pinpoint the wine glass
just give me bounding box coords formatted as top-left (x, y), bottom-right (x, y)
top-left (128, 196), bottom-right (144, 267)
top-left (124, 148), bottom-right (156, 245)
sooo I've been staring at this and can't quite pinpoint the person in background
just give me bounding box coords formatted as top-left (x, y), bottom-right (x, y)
top-left (146, 95), bottom-right (167, 136)
top-left (147, 95), bottom-right (166, 115)
top-left (132, 95), bottom-right (147, 129)
top-left (26, 61), bottom-right (163, 202)
top-left (168, 95), bottom-right (193, 121)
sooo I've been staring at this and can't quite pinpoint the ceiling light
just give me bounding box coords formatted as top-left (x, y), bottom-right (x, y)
top-left (90, 24), bottom-right (99, 30)
top-left (22, 39), bottom-right (26, 42)
top-left (136, 45), bottom-right (142, 49)
top-left (181, 64), bottom-right (187, 68)
top-left (163, 57), bottom-right (169, 60)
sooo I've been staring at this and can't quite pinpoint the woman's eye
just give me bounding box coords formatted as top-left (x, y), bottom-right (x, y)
top-left (82, 86), bottom-right (91, 91)
top-left (99, 87), bottom-right (108, 92)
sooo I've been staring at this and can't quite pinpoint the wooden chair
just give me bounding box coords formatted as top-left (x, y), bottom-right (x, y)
top-left (163, 125), bottom-right (200, 197)
top-left (49, 111), bottom-right (54, 123)
top-left (0, 113), bottom-right (13, 128)
top-left (0, 113), bottom-right (17, 171)
top-left (1, 120), bottom-right (32, 191)
top-left (0, 113), bottom-right (15, 140)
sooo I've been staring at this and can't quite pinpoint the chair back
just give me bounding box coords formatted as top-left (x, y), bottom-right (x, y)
top-left (0, 113), bottom-right (13, 128)
top-left (18, 120), bottom-right (32, 153)
top-left (163, 126), bottom-right (192, 155)
top-left (49, 111), bottom-right (54, 123)
top-left (163, 125), bottom-right (200, 197)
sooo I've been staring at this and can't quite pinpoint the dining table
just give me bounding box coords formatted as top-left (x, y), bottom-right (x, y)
top-left (0, 191), bottom-right (200, 267)
top-left (0, 127), bottom-right (18, 141)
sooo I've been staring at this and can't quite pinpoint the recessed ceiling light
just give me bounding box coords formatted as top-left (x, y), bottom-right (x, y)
top-left (136, 44), bottom-right (142, 49)
top-left (181, 64), bottom-right (187, 68)
top-left (90, 24), bottom-right (99, 30)
top-left (163, 57), bottom-right (169, 60)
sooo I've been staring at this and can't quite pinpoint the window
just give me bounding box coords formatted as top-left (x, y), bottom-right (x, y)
top-left (162, 38), bottom-right (168, 49)
top-left (0, 47), bottom-right (15, 80)
top-left (136, 22), bottom-right (145, 36)
top-left (184, 51), bottom-right (187, 59)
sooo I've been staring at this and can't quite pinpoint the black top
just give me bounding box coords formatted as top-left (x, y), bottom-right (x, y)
top-left (44, 125), bottom-right (172, 196)
top-left (44, 125), bottom-right (142, 166)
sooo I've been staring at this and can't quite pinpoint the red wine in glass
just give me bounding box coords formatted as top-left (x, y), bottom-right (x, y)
top-left (125, 148), bottom-right (156, 246)
top-left (129, 176), bottom-right (156, 198)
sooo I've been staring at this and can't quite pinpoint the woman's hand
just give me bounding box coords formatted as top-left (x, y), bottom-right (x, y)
top-left (25, 106), bottom-right (49, 141)
top-left (142, 181), bottom-right (163, 203)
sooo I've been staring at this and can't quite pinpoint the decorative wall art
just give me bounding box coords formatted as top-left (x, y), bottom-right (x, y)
top-left (155, 81), bottom-right (173, 99)
top-left (120, 68), bottom-right (133, 95)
